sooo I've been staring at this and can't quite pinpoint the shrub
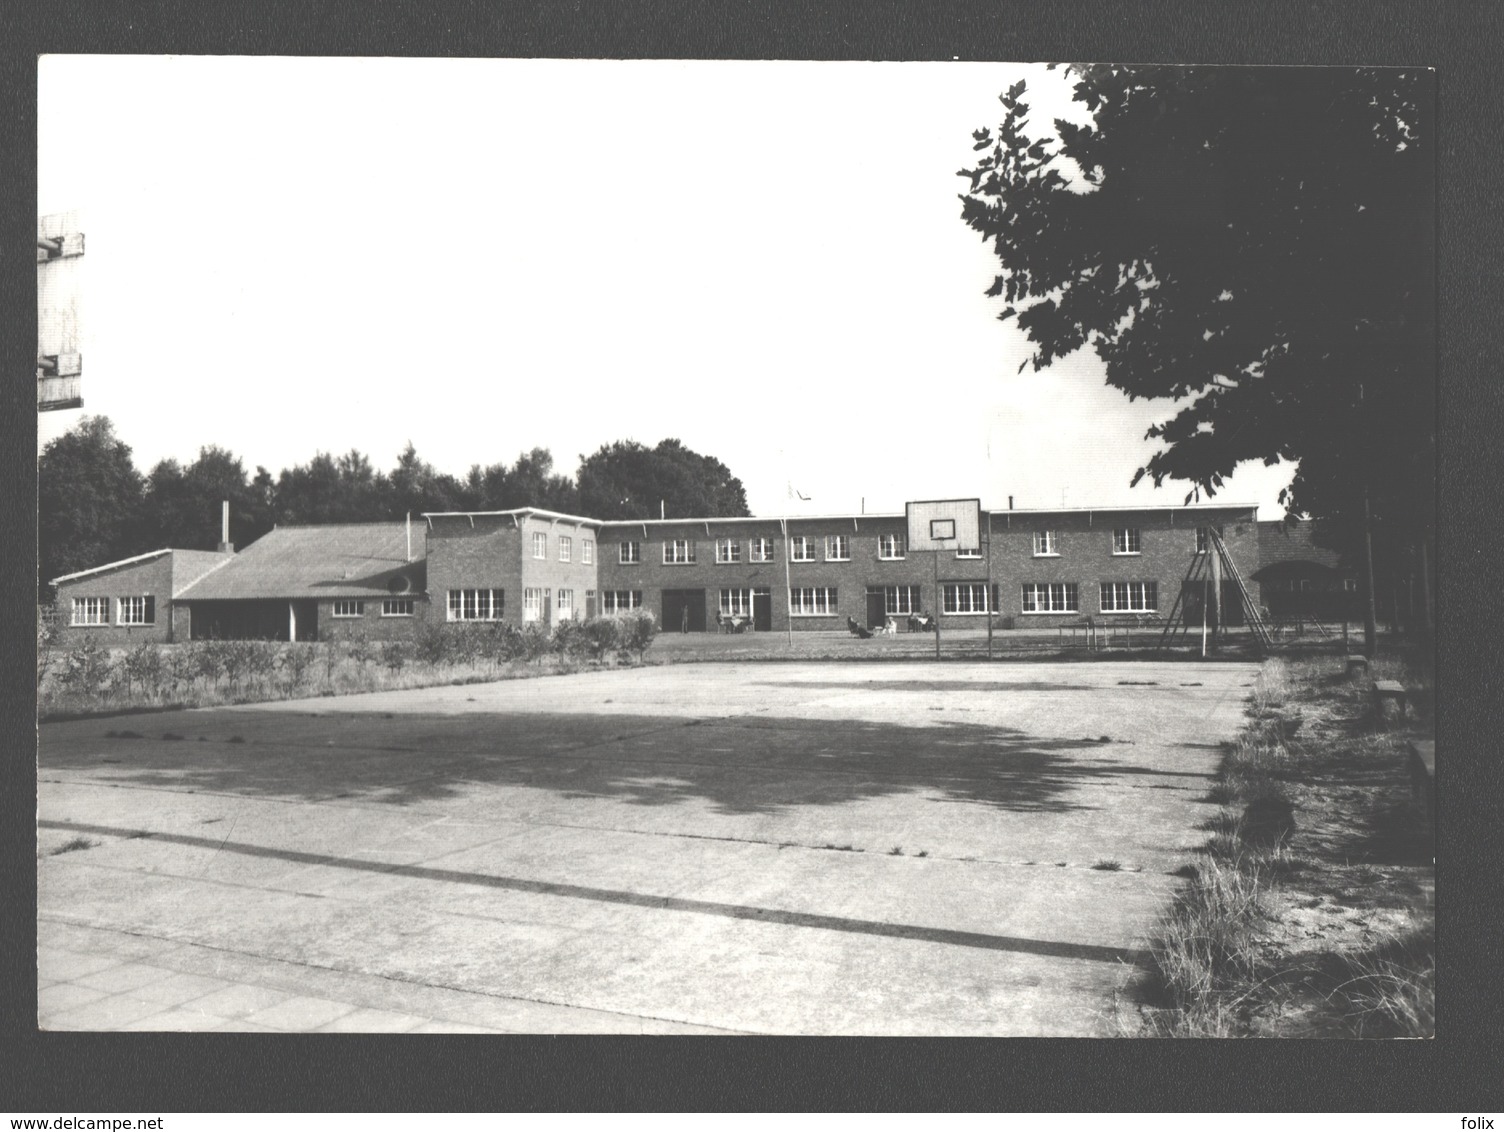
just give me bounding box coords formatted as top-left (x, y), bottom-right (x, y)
top-left (60, 635), bottom-right (113, 696)
top-left (519, 621), bottom-right (552, 665)
top-left (120, 642), bottom-right (165, 700)
top-left (551, 618), bottom-right (589, 660)
top-left (619, 611), bottom-right (658, 661)
top-left (581, 616), bottom-right (622, 661)
top-left (279, 642), bottom-right (318, 690)
top-left (37, 610), bottom-right (60, 690)
top-left (414, 622), bottom-right (449, 667)
top-left (381, 640), bottom-right (411, 674)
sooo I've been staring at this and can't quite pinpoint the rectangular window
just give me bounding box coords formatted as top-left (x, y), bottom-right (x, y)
top-left (720, 588), bottom-right (752, 615)
top-left (942, 583), bottom-right (994, 614)
top-left (1195, 526), bottom-right (1212, 553)
top-left (749, 536), bottom-right (774, 562)
top-left (557, 589), bottom-right (573, 614)
top-left (1099, 581), bottom-right (1158, 612)
top-left (1113, 528), bottom-right (1141, 555)
top-left (71, 597), bottom-right (109, 626)
top-left (619, 540), bottom-right (641, 564)
top-left (788, 586), bottom-right (837, 615)
top-left (559, 536), bottom-right (572, 562)
top-left (381, 598), bottom-right (415, 617)
top-left (447, 589), bottom-right (504, 621)
top-left (716, 538), bottom-right (741, 564)
top-left (789, 535), bottom-right (815, 562)
top-left (1033, 530), bottom-right (1058, 556)
top-left (602, 590), bottom-right (643, 613)
top-left (523, 588), bottom-right (543, 621)
top-left (532, 532), bottom-right (548, 559)
top-left (332, 599), bottom-right (365, 618)
top-left (884, 584), bottom-right (921, 615)
top-left (879, 533), bottom-right (904, 560)
top-left (955, 545), bottom-right (981, 559)
top-left (582, 539), bottom-right (594, 565)
top-left (1343, 578), bottom-right (1358, 592)
top-left (1021, 582), bottom-right (1079, 613)
top-left (664, 539), bottom-right (696, 564)
top-left (116, 596), bottom-right (155, 625)
top-left (826, 535), bottom-right (850, 561)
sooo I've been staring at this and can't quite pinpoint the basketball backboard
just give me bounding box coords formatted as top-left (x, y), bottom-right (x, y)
top-left (905, 498), bottom-right (981, 552)
top-left (38, 210), bottom-right (84, 412)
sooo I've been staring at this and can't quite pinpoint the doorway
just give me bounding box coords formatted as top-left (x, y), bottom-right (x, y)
top-left (662, 589), bottom-right (707, 633)
top-left (752, 587), bottom-right (772, 632)
top-left (865, 587), bottom-right (887, 630)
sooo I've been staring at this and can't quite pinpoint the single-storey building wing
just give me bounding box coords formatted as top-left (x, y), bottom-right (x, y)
top-left (1253, 519), bottom-right (1360, 622)
top-left (50, 548), bottom-right (234, 643)
top-left (52, 500), bottom-right (1269, 641)
top-left (171, 522), bottom-right (427, 641)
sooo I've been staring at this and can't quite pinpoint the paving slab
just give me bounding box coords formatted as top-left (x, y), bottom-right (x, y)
top-left (39, 658), bottom-right (1255, 1033)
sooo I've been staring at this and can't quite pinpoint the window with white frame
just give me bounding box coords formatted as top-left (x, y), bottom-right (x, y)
top-left (955, 545), bottom-right (982, 559)
top-left (826, 534), bottom-right (850, 561)
top-left (789, 586), bottom-right (837, 615)
top-left (602, 589), bottom-right (642, 613)
top-left (382, 598), bottom-right (415, 617)
top-left (716, 538), bottom-right (741, 564)
top-left (582, 539), bottom-right (594, 565)
top-left (532, 532), bottom-right (548, 559)
top-left (71, 597), bottom-right (109, 626)
top-left (720, 588), bottom-right (752, 615)
top-left (749, 536), bottom-right (774, 562)
top-left (789, 535), bottom-right (815, 562)
top-left (1099, 581), bottom-right (1158, 613)
top-left (523, 588), bottom-right (543, 621)
top-left (559, 535), bottom-right (572, 562)
top-left (1033, 530), bottom-right (1058, 556)
top-left (664, 538), bottom-right (696, 564)
top-left (943, 583), bottom-right (994, 614)
top-left (117, 596), bottom-right (155, 625)
top-left (447, 589), bottom-right (504, 621)
top-left (619, 540), bottom-right (641, 564)
top-left (1113, 528), bottom-right (1141, 555)
top-left (879, 533), bottom-right (904, 560)
top-left (332, 599), bottom-right (365, 618)
top-left (1195, 526), bottom-right (1212, 553)
top-left (557, 589), bottom-right (573, 615)
top-left (1021, 582), bottom-right (1079, 613)
top-left (884, 584), bottom-right (921, 615)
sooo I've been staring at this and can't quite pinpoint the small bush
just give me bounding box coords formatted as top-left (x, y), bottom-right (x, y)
top-left (59, 636), bottom-right (114, 695)
top-left (381, 640), bottom-right (411, 673)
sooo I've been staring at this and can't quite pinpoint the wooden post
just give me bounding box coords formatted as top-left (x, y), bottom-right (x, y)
top-left (985, 512), bottom-right (994, 660)
top-left (780, 517), bottom-right (793, 649)
top-left (1201, 578), bottom-right (1209, 658)
top-left (933, 549), bottom-right (942, 661)
top-left (1212, 539), bottom-right (1222, 646)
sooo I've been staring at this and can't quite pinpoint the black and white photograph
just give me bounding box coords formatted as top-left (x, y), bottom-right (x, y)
top-left (35, 56), bottom-right (1435, 1040)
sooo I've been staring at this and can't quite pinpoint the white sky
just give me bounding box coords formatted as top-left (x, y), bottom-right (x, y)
top-left (38, 56), bottom-right (1294, 518)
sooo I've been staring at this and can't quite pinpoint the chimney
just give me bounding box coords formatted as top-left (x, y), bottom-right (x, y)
top-left (217, 500), bottom-right (235, 553)
top-left (1008, 496), bottom-right (1014, 510)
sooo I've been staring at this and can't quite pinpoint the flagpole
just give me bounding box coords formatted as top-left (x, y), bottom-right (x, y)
top-left (780, 515), bottom-right (793, 649)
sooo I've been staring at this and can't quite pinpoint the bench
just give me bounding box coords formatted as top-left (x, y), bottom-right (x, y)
top-left (1408, 739), bottom-right (1435, 823)
top-left (1346, 654), bottom-right (1370, 678)
top-left (1373, 678), bottom-right (1408, 722)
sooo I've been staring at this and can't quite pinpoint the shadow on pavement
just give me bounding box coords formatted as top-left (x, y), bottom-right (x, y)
top-left (38, 818), bottom-right (1143, 967)
top-left (40, 710), bottom-right (1213, 816)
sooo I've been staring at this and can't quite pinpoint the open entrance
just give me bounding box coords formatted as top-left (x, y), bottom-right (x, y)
top-left (190, 599), bottom-right (318, 641)
top-left (865, 586), bottom-right (887, 631)
top-left (752, 587), bottom-right (772, 632)
top-left (662, 589), bottom-right (707, 633)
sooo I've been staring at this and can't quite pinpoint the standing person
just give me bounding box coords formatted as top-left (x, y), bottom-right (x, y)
top-left (681, 605), bottom-right (689, 634)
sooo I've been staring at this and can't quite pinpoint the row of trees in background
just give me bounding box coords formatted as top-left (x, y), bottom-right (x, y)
top-left (38, 418), bottom-right (749, 592)
top-left (958, 65), bottom-right (1436, 647)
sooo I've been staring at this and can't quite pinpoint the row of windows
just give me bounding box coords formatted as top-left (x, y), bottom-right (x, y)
top-left (335, 598), bottom-right (418, 618)
top-left (530, 532), bottom-right (595, 564)
top-left (71, 596), bottom-right (156, 626)
top-left (612, 527), bottom-right (1218, 565)
top-left (445, 589), bottom-right (503, 621)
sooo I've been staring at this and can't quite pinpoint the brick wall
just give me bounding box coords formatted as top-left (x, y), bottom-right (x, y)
top-left (55, 555), bottom-right (176, 644)
top-left (424, 514), bottom-right (525, 626)
top-left (517, 515), bottom-right (603, 624)
top-left (986, 507), bottom-right (1259, 623)
top-left (317, 595), bottom-right (431, 641)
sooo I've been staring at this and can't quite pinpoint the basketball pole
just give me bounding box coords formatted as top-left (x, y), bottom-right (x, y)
top-left (933, 548), bottom-right (941, 661)
top-left (779, 516), bottom-right (793, 649)
top-left (986, 511), bottom-right (994, 661)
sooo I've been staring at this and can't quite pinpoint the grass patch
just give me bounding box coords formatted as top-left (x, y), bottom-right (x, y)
top-left (50, 837), bottom-right (98, 856)
top-left (1131, 646), bottom-right (1434, 1038)
top-left (1090, 859), bottom-right (1123, 871)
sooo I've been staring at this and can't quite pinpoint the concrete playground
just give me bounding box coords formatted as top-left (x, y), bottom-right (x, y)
top-left (36, 657), bottom-right (1258, 1035)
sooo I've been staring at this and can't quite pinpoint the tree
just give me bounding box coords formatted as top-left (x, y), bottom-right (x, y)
top-left (140, 445), bottom-right (275, 552)
top-left (576, 439), bottom-right (750, 520)
top-left (273, 450), bottom-right (389, 525)
top-left (38, 416), bottom-right (146, 593)
top-left (959, 66), bottom-right (1435, 648)
top-left (457, 448), bottom-right (578, 513)
top-left (385, 442), bottom-right (465, 518)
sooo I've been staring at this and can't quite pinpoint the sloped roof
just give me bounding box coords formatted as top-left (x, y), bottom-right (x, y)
top-left (51, 548), bottom-right (173, 585)
top-left (1257, 519), bottom-right (1348, 573)
top-left (176, 523), bottom-right (424, 601)
top-left (169, 549), bottom-right (236, 595)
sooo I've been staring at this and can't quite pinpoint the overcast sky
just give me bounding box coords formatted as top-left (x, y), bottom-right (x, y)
top-left (38, 56), bottom-right (1295, 518)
